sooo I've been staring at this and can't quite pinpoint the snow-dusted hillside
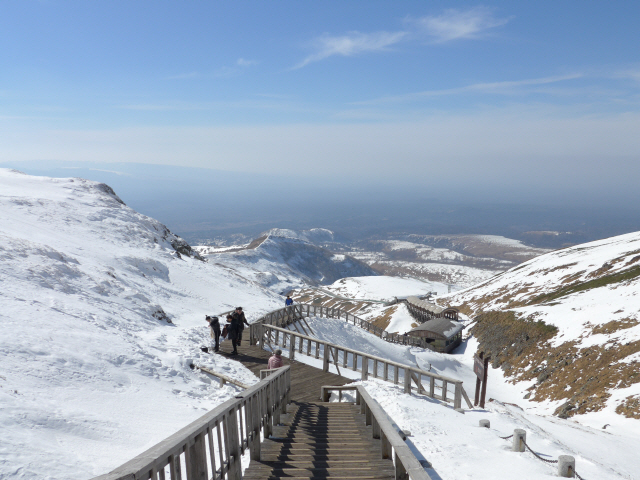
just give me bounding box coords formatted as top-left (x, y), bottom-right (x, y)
top-left (447, 231), bottom-right (640, 420)
top-left (0, 169), bottom-right (283, 479)
top-left (195, 229), bottom-right (376, 294)
top-left (278, 316), bottom-right (639, 479)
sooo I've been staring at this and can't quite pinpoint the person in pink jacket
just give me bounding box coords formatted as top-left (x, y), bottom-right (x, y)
top-left (268, 349), bottom-right (284, 369)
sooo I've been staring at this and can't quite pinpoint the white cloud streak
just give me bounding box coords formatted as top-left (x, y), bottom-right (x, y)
top-left (355, 74), bottom-right (584, 105)
top-left (410, 7), bottom-right (511, 43)
top-left (293, 31), bottom-right (407, 69)
top-left (294, 7), bottom-right (511, 68)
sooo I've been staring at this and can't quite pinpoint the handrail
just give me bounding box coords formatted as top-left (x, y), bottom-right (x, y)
top-left (194, 364), bottom-right (250, 389)
top-left (90, 366), bottom-right (291, 480)
top-left (249, 303), bottom-right (438, 350)
top-left (322, 385), bottom-right (433, 480)
top-left (257, 323), bottom-right (472, 411)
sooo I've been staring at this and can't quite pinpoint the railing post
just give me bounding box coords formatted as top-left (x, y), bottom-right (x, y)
top-left (250, 395), bottom-right (261, 462)
top-left (395, 452), bottom-right (408, 480)
top-left (380, 430), bottom-right (391, 459)
top-left (403, 368), bottom-right (411, 394)
top-left (454, 382), bottom-right (462, 410)
top-left (361, 356), bottom-right (368, 380)
top-left (289, 333), bottom-right (296, 360)
top-left (259, 324), bottom-right (265, 350)
top-left (372, 416), bottom-right (380, 439)
top-left (322, 343), bottom-right (330, 372)
top-left (187, 432), bottom-right (208, 480)
top-left (226, 408), bottom-right (242, 480)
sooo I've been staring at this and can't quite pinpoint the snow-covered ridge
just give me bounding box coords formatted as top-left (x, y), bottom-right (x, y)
top-left (262, 227), bottom-right (335, 244)
top-left (0, 169), bottom-right (283, 479)
top-left (448, 230), bottom-right (640, 420)
top-left (195, 229), bottom-right (375, 294)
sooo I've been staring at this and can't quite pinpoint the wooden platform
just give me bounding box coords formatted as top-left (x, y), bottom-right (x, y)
top-left (224, 344), bottom-right (395, 479)
top-left (243, 402), bottom-right (395, 480)
top-left (228, 344), bottom-right (353, 402)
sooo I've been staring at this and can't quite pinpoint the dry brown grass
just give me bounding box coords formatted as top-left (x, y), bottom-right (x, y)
top-left (616, 395), bottom-right (640, 419)
top-left (369, 305), bottom-right (398, 331)
top-left (591, 318), bottom-right (639, 335)
top-left (472, 310), bottom-right (640, 419)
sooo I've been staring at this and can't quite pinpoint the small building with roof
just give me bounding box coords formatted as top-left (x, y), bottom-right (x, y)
top-left (407, 318), bottom-right (463, 353)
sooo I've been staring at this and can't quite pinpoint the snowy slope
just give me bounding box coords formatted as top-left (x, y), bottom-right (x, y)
top-left (0, 169), bottom-right (283, 479)
top-left (322, 275), bottom-right (447, 300)
top-left (195, 230), bottom-right (376, 294)
top-left (447, 231), bottom-right (640, 420)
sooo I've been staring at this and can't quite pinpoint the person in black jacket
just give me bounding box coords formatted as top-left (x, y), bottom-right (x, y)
top-left (232, 307), bottom-right (250, 346)
top-left (226, 313), bottom-right (240, 355)
top-left (206, 315), bottom-right (221, 352)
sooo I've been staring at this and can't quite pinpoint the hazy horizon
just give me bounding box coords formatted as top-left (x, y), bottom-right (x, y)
top-left (3, 161), bottom-right (640, 249)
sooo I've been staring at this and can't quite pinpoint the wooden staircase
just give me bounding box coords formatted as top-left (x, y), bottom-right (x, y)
top-left (242, 400), bottom-right (396, 480)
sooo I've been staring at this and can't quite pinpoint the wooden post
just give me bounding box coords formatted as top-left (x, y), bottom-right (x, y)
top-left (249, 396), bottom-right (261, 462)
top-left (403, 368), bottom-right (411, 394)
top-left (322, 344), bottom-right (330, 372)
top-left (395, 452), bottom-right (408, 480)
top-left (372, 417), bottom-right (380, 439)
top-left (454, 383), bottom-right (462, 410)
top-left (227, 409), bottom-right (242, 480)
top-left (361, 356), bottom-right (368, 380)
top-left (380, 430), bottom-right (391, 459)
top-left (187, 432), bottom-right (207, 480)
top-left (474, 352), bottom-right (483, 406)
top-left (259, 324), bottom-right (265, 351)
top-left (289, 333), bottom-right (296, 360)
top-left (480, 355), bottom-right (489, 408)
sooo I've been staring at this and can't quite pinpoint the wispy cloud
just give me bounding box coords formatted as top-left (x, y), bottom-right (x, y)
top-left (355, 74), bottom-right (584, 105)
top-left (237, 58), bottom-right (258, 67)
top-left (293, 7), bottom-right (511, 68)
top-left (409, 7), bottom-right (511, 43)
top-left (168, 58), bottom-right (258, 80)
top-left (293, 31), bottom-right (407, 69)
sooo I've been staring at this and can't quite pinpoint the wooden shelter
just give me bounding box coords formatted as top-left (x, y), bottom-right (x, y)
top-left (407, 318), bottom-right (463, 353)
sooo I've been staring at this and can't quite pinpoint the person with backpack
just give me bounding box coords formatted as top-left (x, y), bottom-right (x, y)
top-left (205, 315), bottom-right (221, 352)
top-left (232, 307), bottom-right (250, 346)
top-left (285, 296), bottom-right (293, 307)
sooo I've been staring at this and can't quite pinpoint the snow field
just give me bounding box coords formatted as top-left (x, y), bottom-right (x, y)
top-left (0, 169), bottom-right (284, 479)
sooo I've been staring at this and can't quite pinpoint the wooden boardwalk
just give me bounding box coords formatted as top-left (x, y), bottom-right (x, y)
top-left (232, 344), bottom-right (396, 480)
top-left (230, 344), bottom-right (352, 402)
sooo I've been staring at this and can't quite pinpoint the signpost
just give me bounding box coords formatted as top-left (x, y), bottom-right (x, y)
top-left (473, 352), bottom-right (490, 408)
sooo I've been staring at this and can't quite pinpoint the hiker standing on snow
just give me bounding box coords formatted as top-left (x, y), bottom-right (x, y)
top-left (268, 349), bottom-right (284, 369)
top-left (285, 295), bottom-right (293, 307)
top-left (226, 314), bottom-right (240, 355)
top-left (206, 315), bottom-right (221, 352)
top-left (232, 307), bottom-right (250, 346)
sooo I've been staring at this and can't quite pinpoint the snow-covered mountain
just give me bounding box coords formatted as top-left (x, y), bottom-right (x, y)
top-left (447, 231), bottom-right (640, 420)
top-left (194, 228), bottom-right (376, 294)
top-left (0, 169), bottom-right (284, 479)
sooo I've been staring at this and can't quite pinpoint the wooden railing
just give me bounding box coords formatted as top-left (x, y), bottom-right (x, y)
top-left (256, 324), bottom-right (472, 411)
top-left (249, 303), bottom-right (436, 350)
top-left (91, 366), bottom-right (291, 480)
top-left (321, 385), bottom-right (433, 480)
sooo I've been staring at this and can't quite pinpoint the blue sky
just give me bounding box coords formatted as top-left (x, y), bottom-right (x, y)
top-left (2, 1), bottom-right (640, 197)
